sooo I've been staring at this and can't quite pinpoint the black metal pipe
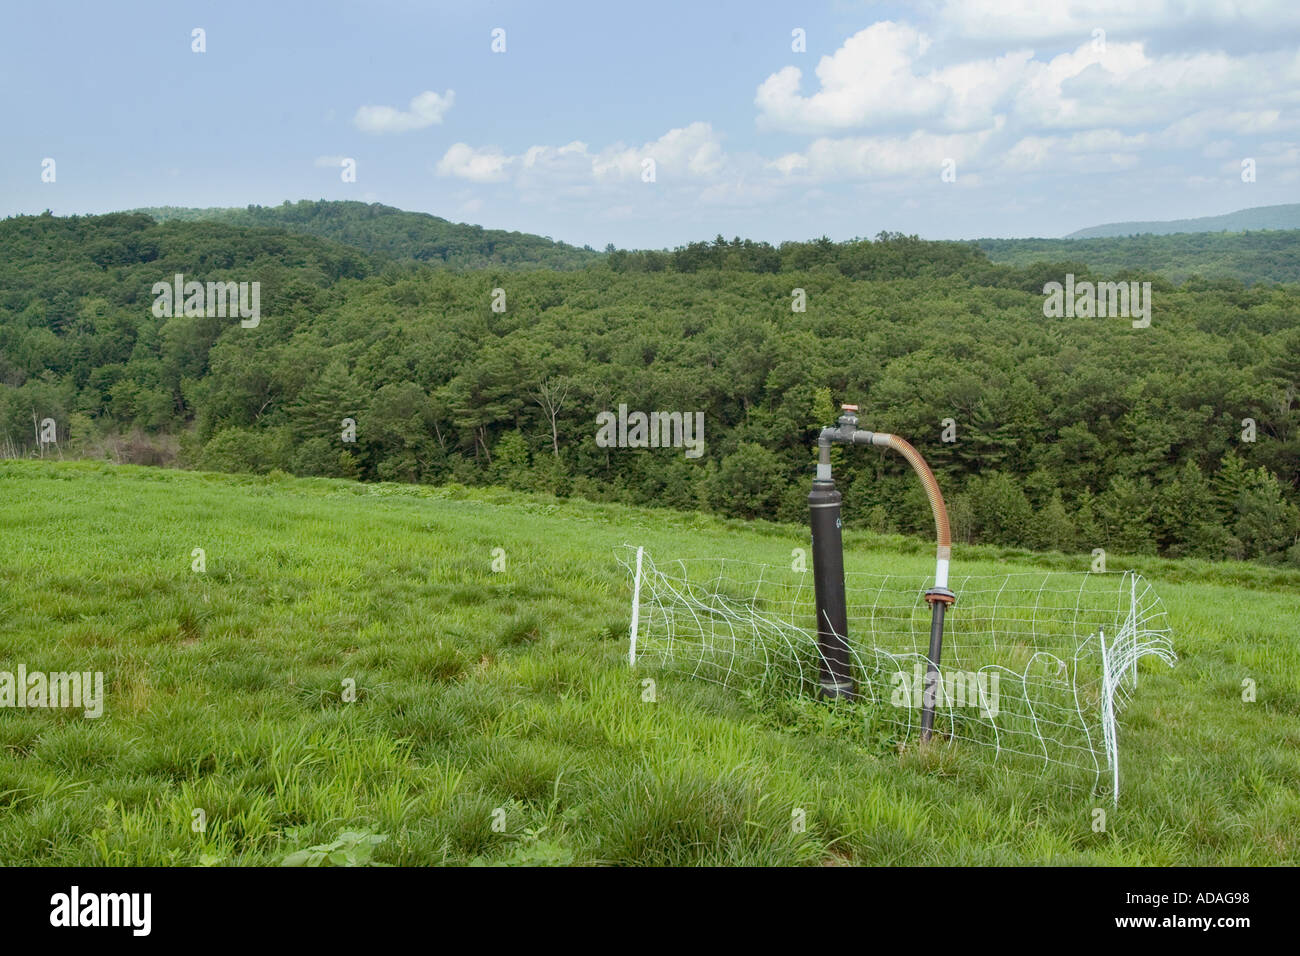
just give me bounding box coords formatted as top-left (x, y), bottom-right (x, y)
top-left (810, 470), bottom-right (853, 700)
top-left (920, 586), bottom-right (955, 741)
top-left (920, 600), bottom-right (946, 740)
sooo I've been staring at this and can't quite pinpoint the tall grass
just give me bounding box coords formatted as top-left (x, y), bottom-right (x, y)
top-left (0, 459), bottom-right (1296, 865)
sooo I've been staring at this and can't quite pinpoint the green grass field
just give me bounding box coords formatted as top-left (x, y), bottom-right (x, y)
top-left (1, 460), bottom-right (1297, 865)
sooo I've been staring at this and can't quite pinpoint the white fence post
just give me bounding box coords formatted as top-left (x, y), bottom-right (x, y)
top-left (1099, 628), bottom-right (1120, 805)
top-left (629, 546), bottom-right (644, 667)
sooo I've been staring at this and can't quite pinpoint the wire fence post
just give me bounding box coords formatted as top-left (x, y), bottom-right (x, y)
top-left (629, 545), bottom-right (644, 667)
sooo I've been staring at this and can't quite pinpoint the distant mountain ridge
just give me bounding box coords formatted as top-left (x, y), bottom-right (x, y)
top-left (977, 229), bottom-right (1300, 286)
top-left (132, 200), bottom-right (601, 270)
top-left (85, 197), bottom-right (1300, 286)
top-left (1065, 203), bottom-right (1300, 239)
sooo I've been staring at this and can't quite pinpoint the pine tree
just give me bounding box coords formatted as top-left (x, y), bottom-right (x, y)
top-left (1234, 467), bottom-right (1297, 560)
top-left (286, 361), bottom-right (365, 445)
top-left (491, 430), bottom-right (531, 486)
top-left (968, 472), bottom-right (1033, 548)
top-left (1156, 459), bottom-right (1225, 558)
top-left (1098, 476), bottom-right (1156, 555)
top-left (1030, 490), bottom-right (1075, 553)
top-left (1072, 488), bottom-right (1102, 553)
top-left (1211, 452), bottom-right (1251, 517)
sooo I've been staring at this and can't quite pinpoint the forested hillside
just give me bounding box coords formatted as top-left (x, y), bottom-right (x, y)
top-left (1065, 202), bottom-right (1300, 238)
top-left (134, 200), bottom-right (601, 270)
top-left (979, 229), bottom-right (1300, 285)
top-left (3, 210), bottom-right (1298, 565)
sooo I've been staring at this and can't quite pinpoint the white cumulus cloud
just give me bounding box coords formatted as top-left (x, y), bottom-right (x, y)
top-left (436, 122), bottom-right (729, 187)
top-left (354, 90), bottom-right (455, 134)
top-left (756, 20), bottom-right (1300, 185)
top-left (436, 143), bottom-right (512, 182)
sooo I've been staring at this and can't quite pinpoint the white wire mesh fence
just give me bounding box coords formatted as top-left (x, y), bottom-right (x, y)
top-left (620, 546), bottom-right (1176, 801)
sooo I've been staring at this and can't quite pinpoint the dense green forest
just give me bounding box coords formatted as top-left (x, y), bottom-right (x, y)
top-left (3, 208), bottom-right (1298, 565)
top-left (134, 200), bottom-right (600, 270)
top-left (979, 229), bottom-right (1300, 285)
top-left (1065, 202), bottom-right (1300, 238)
top-left (129, 199), bottom-right (1300, 284)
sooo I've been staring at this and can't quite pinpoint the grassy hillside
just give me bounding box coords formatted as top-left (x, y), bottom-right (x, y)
top-left (0, 460), bottom-right (1295, 865)
top-left (133, 201), bottom-right (601, 270)
top-left (1066, 203), bottom-right (1300, 239)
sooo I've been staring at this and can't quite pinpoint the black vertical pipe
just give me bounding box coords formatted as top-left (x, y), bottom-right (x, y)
top-left (919, 601), bottom-right (946, 740)
top-left (920, 587), bottom-right (954, 741)
top-left (810, 472), bottom-right (853, 699)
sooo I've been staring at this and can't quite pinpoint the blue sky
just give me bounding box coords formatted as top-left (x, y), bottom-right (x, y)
top-left (3, 0), bottom-right (1298, 248)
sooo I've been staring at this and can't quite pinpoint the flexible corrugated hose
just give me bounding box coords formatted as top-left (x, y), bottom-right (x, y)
top-left (880, 433), bottom-right (951, 563)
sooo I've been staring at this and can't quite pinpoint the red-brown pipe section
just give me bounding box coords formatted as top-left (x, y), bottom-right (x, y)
top-left (881, 433), bottom-right (951, 566)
